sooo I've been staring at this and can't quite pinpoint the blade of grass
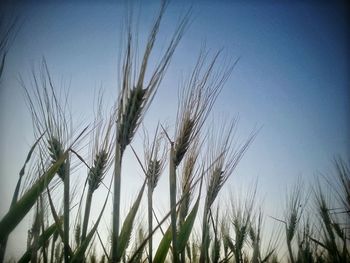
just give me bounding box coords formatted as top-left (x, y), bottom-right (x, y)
top-left (116, 181), bottom-right (146, 261)
top-left (153, 228), bottom-right (172, 263)
top-left (46, 185), bottom-right (74, 258)
top-left (12, 131), bottom-right (46, 206)
top-left (177, 192), bottom-right (200, 253)
top-left (0, 150), bottom-right (68, 238)
top-left (71, 176), bottom-right (112, 263)
top-left (128, 152), bottom-right (225, 263)
top-left (153, 179), bottom-right (202, 263)
top-left (0, 132), bottom-right (45, 261)
top-left (18, 220), bottom-right (62, 263)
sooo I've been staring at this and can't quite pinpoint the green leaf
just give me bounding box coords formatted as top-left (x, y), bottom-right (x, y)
top-left (177, 196), bottom-right (200, 252)
top-left (71, 181), bottom-right (111, 263)
top-left (153, 196), bottom-right (200, 263)
top-left (13, 132), bottom-right (45, 206)
top-left (0, 151), bottom-right (68, 238)
top-left (18, 219), bottom-right (62, 263)
top-left (116, 182), bottom-right (146, 261)
top-left (153, 227), bottom-right (172, 263)
top-left (46, 187), bottom-right (73, 258)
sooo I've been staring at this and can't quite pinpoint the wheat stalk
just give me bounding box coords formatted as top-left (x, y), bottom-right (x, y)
top-left (111, 2), bottom-right (189, 261)
top-left (284, 180), bottom-right (304, 263)
top-left (142, 126), bottom-right (166, 263)
top-left (20, 60), bottom-right (83, 263)
top-left (169, 50), bottom-right (235, 263)
top-left (179, 139), bottom-right (200, 224)
top-left (178, 139), bottom-right (200, 262)
top-left (173, 50), bottom-right (235, 167)
top-left (81, 93), bottom-right (115, 244)
top-left (199, 119), bottom-right (256, 263)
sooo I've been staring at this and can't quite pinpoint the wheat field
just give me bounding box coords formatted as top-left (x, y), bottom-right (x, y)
top-left (0, 1), bottom-right (349, 263)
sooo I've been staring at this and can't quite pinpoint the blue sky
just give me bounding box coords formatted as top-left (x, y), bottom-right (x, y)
top-left (0, 0), bottom-right (349, 260)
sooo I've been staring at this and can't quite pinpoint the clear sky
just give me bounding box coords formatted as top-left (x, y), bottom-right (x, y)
top-left (0, 0), bottom-right (349, 260)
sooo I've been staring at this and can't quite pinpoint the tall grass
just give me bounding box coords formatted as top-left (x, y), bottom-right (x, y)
top-left (111, 2), bottom-right (189, 261)
top-left (143, 126), bottom-right (166, 263)
top-left (170, 50), bottom-right (236, 263)
top-left (1, 2), bottom-right (349, 263)
top-left (199, 120), bottom-right (255, 263)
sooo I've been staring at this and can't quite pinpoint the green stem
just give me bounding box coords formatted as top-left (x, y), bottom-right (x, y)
top-left (199, 204), bottom-right (209, 263)
top-left (64, 158), bottom-right (70, 263)
top-left (81, 188), bottom-right (93, 242)
top-left (0, 151), bottom-right (68, 263)
top-left (179, 193), bottom-right (188, 263)
top-left (0, 133), bottom-right (44, 263)
top-left (112, 144), bottom-right (122, 262)
top-left (286, 228), bottom-right (295, 263)
top-left (169, 145), bottom-right (178, 263)
top-left (50, 235), bottom-right (56, 263)
top-left (148, 185), bottom-right (153, 263)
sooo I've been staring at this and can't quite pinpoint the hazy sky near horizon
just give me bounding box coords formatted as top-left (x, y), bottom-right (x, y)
top-left (0, 0), bottom-right (349, 260)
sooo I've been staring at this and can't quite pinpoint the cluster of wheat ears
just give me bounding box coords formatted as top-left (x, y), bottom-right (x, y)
top-left (0, 2), bottom-right (349, 263)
